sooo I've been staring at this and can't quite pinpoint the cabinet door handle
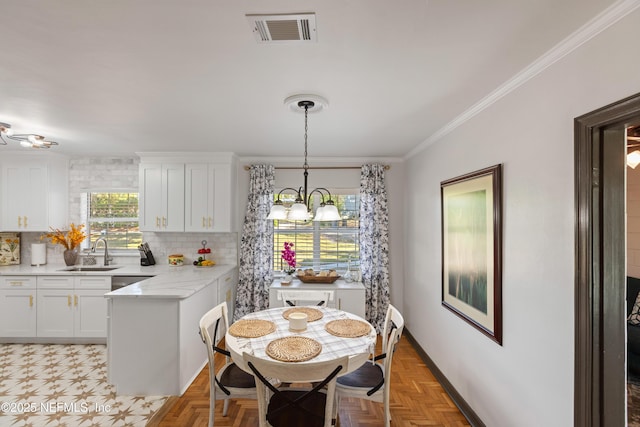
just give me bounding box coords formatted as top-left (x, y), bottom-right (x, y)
top-left (225, 276), bottom-right (230, 282)
top-left (202, 217), bottom-right (206, 227)
top-left (9, 281), bottom-right (23, 286)
top-left (68, 295), bottom-right (72, 307)
top-left (209, 217), bottom-right (212, 228)
top-left (29, 295), bottom-right (33, 307)
top-left (163, 217), bottom-right (167, 227)
top-left (17, 216), bottom-right (22, 227)
top-left (156, 216), bottom-right (160, 227)
top-left (24, 216), bottom-right (28, 228)
top-left (74, 295), bottom-right (78, 307)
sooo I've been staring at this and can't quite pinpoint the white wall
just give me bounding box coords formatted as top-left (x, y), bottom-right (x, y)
top-left (404, 8), bottom-right (640, 427)
top-left (235, 158), bottom-right (405, 308)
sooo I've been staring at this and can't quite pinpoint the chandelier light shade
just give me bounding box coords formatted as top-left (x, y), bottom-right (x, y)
top-left (267, 95), bottom-right (341, 222)
top-left (0, 122), bottom-right (59, 149)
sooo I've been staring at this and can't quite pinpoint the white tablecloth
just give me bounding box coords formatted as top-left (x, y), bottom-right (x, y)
top-left (226, 306), bottom-right (376, 373)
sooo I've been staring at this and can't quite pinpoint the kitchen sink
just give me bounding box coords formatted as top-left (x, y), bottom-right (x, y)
top-left (60, 266), bottom-right (122, 272)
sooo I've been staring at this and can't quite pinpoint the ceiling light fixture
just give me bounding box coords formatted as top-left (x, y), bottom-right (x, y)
top-left (628, 150), bottom-right (640, 168)
top-left (0, 122), bottom-right (59, 149)
top-left (267, 95), bottom-right (341, 222)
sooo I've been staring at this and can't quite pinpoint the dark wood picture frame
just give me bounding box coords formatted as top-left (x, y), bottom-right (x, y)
top-left (441, 164), bottom-right (503, 345)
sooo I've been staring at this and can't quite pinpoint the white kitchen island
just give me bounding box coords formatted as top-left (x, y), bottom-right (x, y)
top-left (105, 264), bottom-right (237, 396)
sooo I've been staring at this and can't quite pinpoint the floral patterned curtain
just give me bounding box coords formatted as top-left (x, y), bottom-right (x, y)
top-left (360, 164), bottom-right (390, 332)
top-left (234, 164), bottom-right (275, 320)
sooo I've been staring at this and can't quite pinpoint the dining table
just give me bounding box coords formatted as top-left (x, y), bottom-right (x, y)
top-left (225, 306), bottom-right (377, 376)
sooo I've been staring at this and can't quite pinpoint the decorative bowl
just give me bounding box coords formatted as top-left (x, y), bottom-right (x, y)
top-left (296, 274), bottom-right (340, 284)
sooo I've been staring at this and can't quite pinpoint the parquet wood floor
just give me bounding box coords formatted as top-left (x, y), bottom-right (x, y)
top-left (150, 336), bottom-right (470, 427)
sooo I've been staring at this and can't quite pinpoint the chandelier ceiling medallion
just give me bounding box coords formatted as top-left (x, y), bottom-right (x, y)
top-left (267, 94), bottom-right (341, 222)
top-left (0, 122), bottom-right (59, 149)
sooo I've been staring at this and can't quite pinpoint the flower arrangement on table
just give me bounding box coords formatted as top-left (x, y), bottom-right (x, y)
top-left (42, 223), bottom-right (87, 250)
top-left (281, 242), bottom-right (296, 275)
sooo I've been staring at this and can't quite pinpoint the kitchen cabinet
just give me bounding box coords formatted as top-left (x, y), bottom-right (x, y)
top-left (36, 276), bottom-right (110, 338)
top-left (139, 163), bottom-right (185, 232)
top-left (335, 288), bottom-right (366, 317)
top-left (0, 276), bottom-right (36, 337)
top-left (138, 153), bottom-right (237, 233)
top-left (185, 162), bottom-right (235, 232)
top-left (269, 280), bottom-right (366, 318)
top-left (0, 155), bottom-right (68, 231)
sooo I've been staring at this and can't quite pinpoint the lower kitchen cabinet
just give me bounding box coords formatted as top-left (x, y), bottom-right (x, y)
top-left (37, 289), bottom-right (75, 337)
top-left (0, 276), bottom-right (37, 337)
top-left (75, 289), bottom-right (110, 337)
top-left (36, 276), bottom-right (110, 339)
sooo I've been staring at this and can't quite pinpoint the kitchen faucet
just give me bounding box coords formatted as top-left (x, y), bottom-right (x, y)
top-left (91, 236), bottom-right (113, 266)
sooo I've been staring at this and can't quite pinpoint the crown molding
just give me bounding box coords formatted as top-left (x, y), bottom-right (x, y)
top-left (405, 0), bottom-right (640, 159)
top-left (238, 155), bottom-right (404, 167)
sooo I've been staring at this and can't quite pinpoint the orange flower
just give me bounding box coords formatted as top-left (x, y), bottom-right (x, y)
top-left (42, 223), bottom-right (87, 250)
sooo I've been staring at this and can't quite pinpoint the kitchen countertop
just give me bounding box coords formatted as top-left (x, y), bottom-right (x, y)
top-left (0, 263), bottom-right (237, 299)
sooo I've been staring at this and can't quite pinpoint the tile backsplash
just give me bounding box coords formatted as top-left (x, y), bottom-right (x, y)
top-left (141, 232), bottom-right (238, 266)
top-left (18, 232), bottom-right (238, 267)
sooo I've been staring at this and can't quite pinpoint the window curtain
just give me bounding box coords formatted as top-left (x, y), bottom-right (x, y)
top-left (234, 164), bottom-right (275, 320)
top-left (359, 164), bottom-right (390, 333)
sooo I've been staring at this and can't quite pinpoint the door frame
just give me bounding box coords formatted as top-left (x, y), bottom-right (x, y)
top-left (575, 92), bottom-right (640, 426)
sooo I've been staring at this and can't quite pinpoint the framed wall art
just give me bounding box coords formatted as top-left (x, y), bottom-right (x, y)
top-left (0, 232), bottom-right (21, 266)
top-left (441, 164), bottom-right (502, 345)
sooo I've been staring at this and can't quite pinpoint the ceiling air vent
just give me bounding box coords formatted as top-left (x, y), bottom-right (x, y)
top-left (246, 13), bottom-right (317, 43)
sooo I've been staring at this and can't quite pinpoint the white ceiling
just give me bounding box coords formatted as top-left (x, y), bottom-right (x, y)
top-left (0, 0), bottom-right (618, 158)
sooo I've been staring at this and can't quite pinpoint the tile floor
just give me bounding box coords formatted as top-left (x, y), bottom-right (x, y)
top-left (0, 344), bottom-right (167, 427)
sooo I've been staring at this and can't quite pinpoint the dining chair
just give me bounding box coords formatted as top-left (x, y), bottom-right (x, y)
top-left (276, 289), bottom-right (334, 307)
top-left (335, 304), bottom-right (405, 427)
top-left (244, 352), bottom-right (349, 427)
top-left (198, 302), bottom-right (257, 427)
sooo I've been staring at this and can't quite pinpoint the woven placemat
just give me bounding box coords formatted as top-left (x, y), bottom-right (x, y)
top-left (325, 319), bottom-right (371, 338)
top-left (228, 319), bottom-right (276, 338)
top-left (282, 307), bottom-right (324, 322)
top-left (266, 336), bottom-right (322, 362)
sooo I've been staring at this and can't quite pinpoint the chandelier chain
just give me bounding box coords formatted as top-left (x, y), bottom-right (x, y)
top-left (303, 104), bottom-right (309, 171)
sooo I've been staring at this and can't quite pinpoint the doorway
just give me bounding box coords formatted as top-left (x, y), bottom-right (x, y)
top-left (575, 92), bottom-right (640, 426)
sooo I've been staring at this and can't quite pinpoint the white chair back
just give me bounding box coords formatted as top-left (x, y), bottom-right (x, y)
top-left (244, 352), bottom-right (348, 427)
top-left (199, 302), bottom-right (256, 427)
top-left (335, 303), bottom-right (404, 427)
top-left (276, 289), bottom-right (335, 307)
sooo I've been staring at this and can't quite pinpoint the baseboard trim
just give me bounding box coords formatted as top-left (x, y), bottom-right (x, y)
top-left (404, 328), bottom-right (485, 427)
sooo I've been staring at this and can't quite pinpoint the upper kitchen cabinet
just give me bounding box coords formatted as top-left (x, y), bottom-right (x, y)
top-left (1, 154), bottom-right (68, 231)
top-left (139, 163), bottom-right (185, 232)
top-left (137, 153), bottom-right (237, 233)
top-left (185, 161), bottom-right (236, 232)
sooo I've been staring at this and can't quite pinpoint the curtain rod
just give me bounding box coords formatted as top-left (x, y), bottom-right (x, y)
top-left (243, 165), bottom-right (390, 171)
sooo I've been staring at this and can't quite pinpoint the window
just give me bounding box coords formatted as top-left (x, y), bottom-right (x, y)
top-left (272, 191), bottom-right (360, 272)
top-left (83, 192), bottom-right (141, 250)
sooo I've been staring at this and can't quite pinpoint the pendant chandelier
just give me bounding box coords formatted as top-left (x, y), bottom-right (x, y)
top-left (0, 122), bottom-right (59, 149)
top-left (267, 95), bottom-right (341, 222)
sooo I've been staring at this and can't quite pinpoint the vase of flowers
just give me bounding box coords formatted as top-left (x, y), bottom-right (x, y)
top-left (281, 242), bottom-right (296, 280)
top-left (42, 223), bottom-right (87, 266)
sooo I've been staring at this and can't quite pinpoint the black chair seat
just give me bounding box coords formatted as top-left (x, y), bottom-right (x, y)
top-left (336, 362), bottom-right (383, 389)
top-left (267, 390), bottom-right (327, 427)
top-left (219, 363), bottom-right (256, 388)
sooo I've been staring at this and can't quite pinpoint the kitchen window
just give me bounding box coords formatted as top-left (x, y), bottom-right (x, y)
top-left (83, 192), bottom-right (142, 250)
top-left (272, 192), bottom-right (360, 272)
